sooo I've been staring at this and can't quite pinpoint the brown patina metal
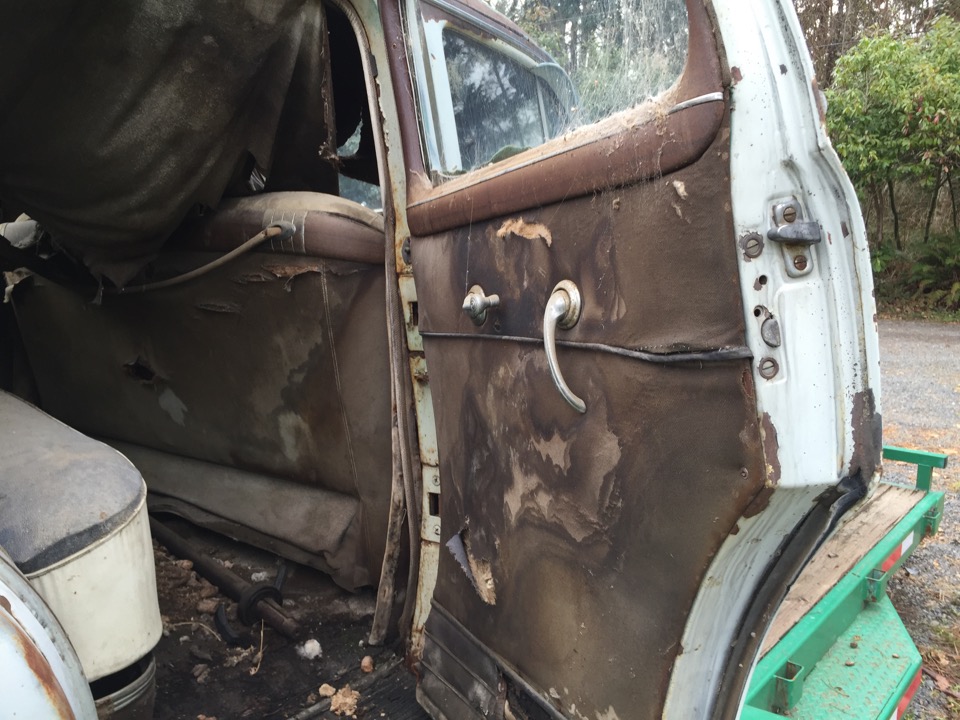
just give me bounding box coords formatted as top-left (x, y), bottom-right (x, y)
top-left (396, 0), bottom-right (784, 709)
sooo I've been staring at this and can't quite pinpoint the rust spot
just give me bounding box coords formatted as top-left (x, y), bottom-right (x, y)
top-left (7, 614), bottom-right (77, 718)
top-left (0, 595), bottom-right (10, 613)
top-left (264, 262), bottom-right (323, 278)
top-left (841, 221), bottom-right (850, 238)
top-left (760, 412), bottom-right (782, 486)
top-left (232, 271), bottom-right (272, 284)
top-left (743, 486), bottom-right (775, 519)
top-left (495, 218), bottom-right (553, 248)
top-left (850, 389), bottom-right (882, 482)
top-left (731, 66), bottom-right (743, 85)
top-left (812, 78), bottom-right (827, 125)
top-left (779, 64), bottom-right (787, 75)
top-left (730, 523), bottom-right (741, 536)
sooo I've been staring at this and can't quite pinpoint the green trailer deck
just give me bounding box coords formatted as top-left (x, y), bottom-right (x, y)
top-left (744, 447), bottom-right (948, 719)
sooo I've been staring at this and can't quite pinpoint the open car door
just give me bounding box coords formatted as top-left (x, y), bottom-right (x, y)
top-left (386, 1), bottom-right (881, 719)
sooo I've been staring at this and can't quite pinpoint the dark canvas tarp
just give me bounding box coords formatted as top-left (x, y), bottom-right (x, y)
top-left (0, 0), bottom-right (335, 285)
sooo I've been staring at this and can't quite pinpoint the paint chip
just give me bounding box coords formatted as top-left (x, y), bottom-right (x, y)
top-left (496, 218), bottom-right (553, 247)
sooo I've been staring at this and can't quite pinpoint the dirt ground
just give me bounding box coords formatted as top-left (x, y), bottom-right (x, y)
top-left (880, 319), bottom-right (960, 719)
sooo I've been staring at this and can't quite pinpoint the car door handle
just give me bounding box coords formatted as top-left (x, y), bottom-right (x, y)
top-left (543, 280), bottom-right (586, 413)
top-left (462, 285), bottom-right (500, 326)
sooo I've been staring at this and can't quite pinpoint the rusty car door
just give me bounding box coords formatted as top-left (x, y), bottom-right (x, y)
top-left (397, 1), bottom-right (768, 716)
top-left (380, 0), bottom-right (881, 718)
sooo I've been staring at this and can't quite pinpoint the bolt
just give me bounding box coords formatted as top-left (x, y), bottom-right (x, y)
top-left (782, 204), bottom-right (798, 224)
top-left (793, 255), bottom-right (808, 271)
top-left (742, 233), bottom-right (764, 259)
top-left (758, 357), bottom-right (779, 380)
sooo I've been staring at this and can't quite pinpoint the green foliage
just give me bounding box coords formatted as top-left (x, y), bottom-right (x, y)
top-left (490, 0), bottom-right (688, 123)
top-left (907, 231), bottom-right (960, 309)
top-left (828, 16), bottom-right (960, 312)
top-left (829, 17), bottom-right (960, 192)
top-left (829, 34), bottom-right (920, 185)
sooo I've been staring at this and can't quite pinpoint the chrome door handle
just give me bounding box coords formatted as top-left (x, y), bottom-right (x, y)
top-left (462, 285), bottom-right (500, 326)
top-left (543, 280), bottom-right (585, 413)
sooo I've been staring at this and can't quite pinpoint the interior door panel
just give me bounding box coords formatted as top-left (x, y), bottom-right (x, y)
top-left (405, 2), bottom-right (775, 717)
top-left (413, 122), bottom-right (769, 720)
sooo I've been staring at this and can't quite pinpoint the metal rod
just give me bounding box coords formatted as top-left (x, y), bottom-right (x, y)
top-left (149, 516), bottom-right (300, 638)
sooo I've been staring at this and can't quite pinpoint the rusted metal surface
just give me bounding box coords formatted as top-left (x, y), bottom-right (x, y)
top-left (850, 389), bottom-right (883, 488)
top-left (380, 0), bottom-right (432, 197)
top-left (760, 412), bottom-right (783, 487)
top-left (150, 517), bottom-right (300, 638)
top-left (410, 101), bottom-right (774, 716)
top-left (1, 595), bottom-right (77, 719)
top-left (368, 417), bottom-right (409, 646)
top-left (404, 0), bottom-right (725, 236)
top-left (8, 614), bottom-right (77, 718)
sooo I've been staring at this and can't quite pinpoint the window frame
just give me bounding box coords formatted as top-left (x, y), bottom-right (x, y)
top-left (397, 0), bottom-right (726, 237)
top-left (406, 0), bottom-right (565, 179)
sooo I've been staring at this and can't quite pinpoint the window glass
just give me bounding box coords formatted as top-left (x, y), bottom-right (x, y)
top-left (413, 0), bottom-right (688, 177)
top-left (337, 121), bottom-right (382, 209)
top-left (491, 0), bottom-right (688, 125)
top-left (443, 31), bottom-right (560, 170)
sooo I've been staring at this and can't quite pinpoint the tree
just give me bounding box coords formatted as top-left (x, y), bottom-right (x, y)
top-left (793, 0), bottom-right (943, 84)
top-left (827, 16), bottom-right (960, 249)
top-left (490, 0), bottom-right (688, 123)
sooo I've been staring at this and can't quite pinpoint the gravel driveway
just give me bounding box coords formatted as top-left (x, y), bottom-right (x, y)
top-left (880, 319), bottom-right (960, 719)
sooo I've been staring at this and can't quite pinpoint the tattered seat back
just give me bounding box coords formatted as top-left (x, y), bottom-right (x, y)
top-left (12, 192), bottom-right (392, 590)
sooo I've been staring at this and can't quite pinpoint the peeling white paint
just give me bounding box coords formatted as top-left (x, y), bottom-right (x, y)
top-left (595, 706), bottom-right (621, 720)
top-left (496, 217), bottom-right (553, 247)
top-left (277, 411), bottom-right (310, 463)
top-left (533, 431), bottom-right (570, 472)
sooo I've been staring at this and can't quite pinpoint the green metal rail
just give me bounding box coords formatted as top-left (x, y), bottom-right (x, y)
top-left (881, 445), bottom-right (949, 492)
top-left (743, 446), bottom-right (948, 719)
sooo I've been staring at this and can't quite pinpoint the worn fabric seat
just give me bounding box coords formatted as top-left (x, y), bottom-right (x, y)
top-left (12, 191), bottom-right (394, 591)
top-left (169, 191), bottom-right (385, 265)
top-left (0, 391), bottom-right (145, 573)
top-left (0, 390), bottom-right (162, 681)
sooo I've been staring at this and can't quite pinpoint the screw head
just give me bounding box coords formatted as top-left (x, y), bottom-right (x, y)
top-left (793, 255), bottom-right (808, 271)
top-left (741, 232), bottom-right (764, 259)
top-left (758, 357), bottom-right (779, 380)
top-left (782, 205), bottom-right (798, 224)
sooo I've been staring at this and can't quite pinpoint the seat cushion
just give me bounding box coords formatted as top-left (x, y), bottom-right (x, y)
top-left (0, 391), bottom-right (146, 574)
top-left (169, 192), bottom-right (386, 265)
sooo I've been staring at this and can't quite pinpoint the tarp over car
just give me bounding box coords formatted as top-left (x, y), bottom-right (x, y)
top-left (0, 0), bottom-right (336, 286)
